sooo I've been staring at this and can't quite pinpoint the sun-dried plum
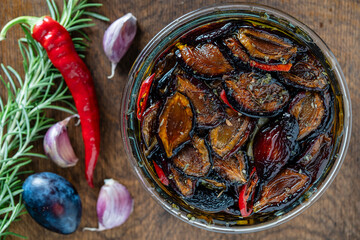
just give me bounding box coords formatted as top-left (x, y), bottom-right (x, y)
top-left (253, 113), bottom-right (299, 182)
top-left (155, 63), bottom-right (178, 97)
top-left (224, 37), bottom-right (250, 63)
top-left (158, 92), bottom-right (194, 158)
top-left (169, 165), bottom-right (196, 198)
top-left (280, 54), bottom-right (328, 91)
top-left (195, 22), bottom-right (236, 42)
top-left (254, 169), bottom-right (310, 213)
top-left (214, 151), bottom-right (247, 184)
top-left (224, 73), bottom-right (290, 117)
top-left (296, 133), bottom-right (333, 181)
top-left (185, 188), bottom-right (234, 212)
top-left (210, 108), bottom-right (255, 159)
top-left (176, 43), bottom-right (234, 77)
top-left (141, 102), bottom-right (160, 148)
top-left (237, 27), bottom-right (297, 62)
top-left (289, 92), bottom-right (325, 140)
top-left (176, 74), bottom-right (225, 128)
top-left (154, 50), bottom-right (177, 79)
top-left (172, 136), bottom-right (211, 177)
top-left (198, 178), bottom-right (227, 191)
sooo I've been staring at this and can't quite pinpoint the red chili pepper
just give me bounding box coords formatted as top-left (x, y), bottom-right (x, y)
top-left (31, 16), bottom-right (99, 187)
top-left (250, 60), bottom-right (292, 72)
top-left (239, 167), bottom-right (258, 217)
top-left (152, 160), bottom-right (169, 186)
top-left (137, 73), bottom-right (156, 120)
top-left (220, 89), bottom-right (238, 112)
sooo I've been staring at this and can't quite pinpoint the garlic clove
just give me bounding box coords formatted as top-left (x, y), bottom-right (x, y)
top-left (84, 179), bottom-right (133, 231)
top-left (43, 115), bottom-right (79, 168)
top-left (103, 13), bottom-right (137, 79)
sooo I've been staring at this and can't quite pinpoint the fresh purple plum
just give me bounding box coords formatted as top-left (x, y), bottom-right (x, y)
top-left (22, 172), bottom-right (82, 234)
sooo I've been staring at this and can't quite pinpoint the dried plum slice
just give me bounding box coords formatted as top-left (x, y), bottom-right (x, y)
top-left (141, 102), bottom-right (160, 148)
top-left (172, 136), bottom-right (211, 177)
top-left (155, 63), bottom-right (178, 97)
top-left (214, 151), bottom-right (247, 184)
top-left (198, 178), bottom-right (227, 191)
top-left (176, 43), bottom-right (234, 77)
top-left (176, 74), bottom-right (225, 128)
top-left (158, 92), bottom-right (194, 158)
top-left (169, 165), bottom-right (196, 198)
top-left (185, 188), bottom-right (234, 212)
top-left (296, 133), bottom-right (333, 181)
top-left (194, 22), bottom-right (237, 42)
top-left (288, 92), bottom-right (325, 140)
top-left (224, 37), bottom-right (250, 63)
top-left (253, 168), bottom-right (310, 213)
top-left (253, 113), bottom-right (299, 182)
top-left (153, 50), bottom-right (177, 79)
top-left (210, 108), bottom-right (255, 159)
top-left (224, 73), bottom-right (290, 117)
top-left (280, 54), bottom-right (328, 91)
top-left (237, 27), bottom-right (297, 62)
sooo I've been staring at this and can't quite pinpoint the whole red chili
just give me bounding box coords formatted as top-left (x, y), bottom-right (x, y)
top-left (34, 17), bottom-right (100, 187)
top-left (250, 60), bottom-right (292, 72)
top-left (0, 16), bottom-right (100, 187)
top-left (137, 73), bottom-right (156, 120)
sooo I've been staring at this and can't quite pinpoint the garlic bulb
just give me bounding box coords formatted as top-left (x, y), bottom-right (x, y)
top-left (43, 115), bottom-right (79, 168)
top-left (84, 179), bottom-right (133, 231)
top-left (103, 13), bottom-right (137, 79)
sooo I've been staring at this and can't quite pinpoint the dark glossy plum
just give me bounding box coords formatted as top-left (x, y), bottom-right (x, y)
top-left (141, 102), bottom-right (160, 149)
top-left (185, 188), bottom-right (234, 212)
top-left (288, 91), bottom-right (325, 140)
top-left (213, 151), bottom-right (247, 184)
top-left (280, 53), bottom-right (329, 91)
top-left (22, 172), bottom-right (82, 234)
top-left (237, 27), bottom-right (297, 62)
top-left (194, 22), bottom-right (237, 42)
top-left (157, 92), bottom-right (194, 158)
top-left (296, 133), bottom-right (333, 181)
top-left (224, 73), bottom-right (290, 117)
top-left (176, 43), bottom-right (234, 78)
top-left (209, 108), bottom-right (255, 158)
top-left (169, 165), bottom-right (196, 198)
top-left (253, 113), bottom-right (299, 182)
top-left (176, 74), bottom-right (225, 128)
top-left (254, 168), bottom-right (310, 213)
top-left (172, 135), bottom-right (211, 177)
top-left (198, 177), bottom-right (227, 191)
top-left (224, 36), bottom-right (250, 63)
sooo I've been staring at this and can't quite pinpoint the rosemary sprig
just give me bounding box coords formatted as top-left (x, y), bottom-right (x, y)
top-left (0, 0), bottom-right (108, 238)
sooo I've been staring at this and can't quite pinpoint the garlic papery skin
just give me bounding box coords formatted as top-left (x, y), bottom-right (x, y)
top-left (83, 179), bottom-right (133, 231)
top-left (103, 13), bottom-right (137, 79)
top-left (43, 115), bottom-right (79, 168)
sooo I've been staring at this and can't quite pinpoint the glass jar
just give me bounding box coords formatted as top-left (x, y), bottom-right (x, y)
top-left (120, 3), bottom-right (351, 233)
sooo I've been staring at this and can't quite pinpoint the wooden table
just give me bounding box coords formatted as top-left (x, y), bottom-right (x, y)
top-left (1, 0), bottom-right (359, 239)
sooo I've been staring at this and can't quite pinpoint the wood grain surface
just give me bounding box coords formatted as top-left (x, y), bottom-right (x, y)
top-left (0, 0), bottom-right (359, 239)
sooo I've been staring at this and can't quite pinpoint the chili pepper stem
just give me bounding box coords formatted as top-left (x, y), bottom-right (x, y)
top-left (0, 16), bottom-right (42, 41)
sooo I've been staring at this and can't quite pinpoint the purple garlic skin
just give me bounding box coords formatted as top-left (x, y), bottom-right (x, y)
top-left (43, 115), bottom-right (79, 168)
top-left (103, 13), bottom-right (137, 79)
